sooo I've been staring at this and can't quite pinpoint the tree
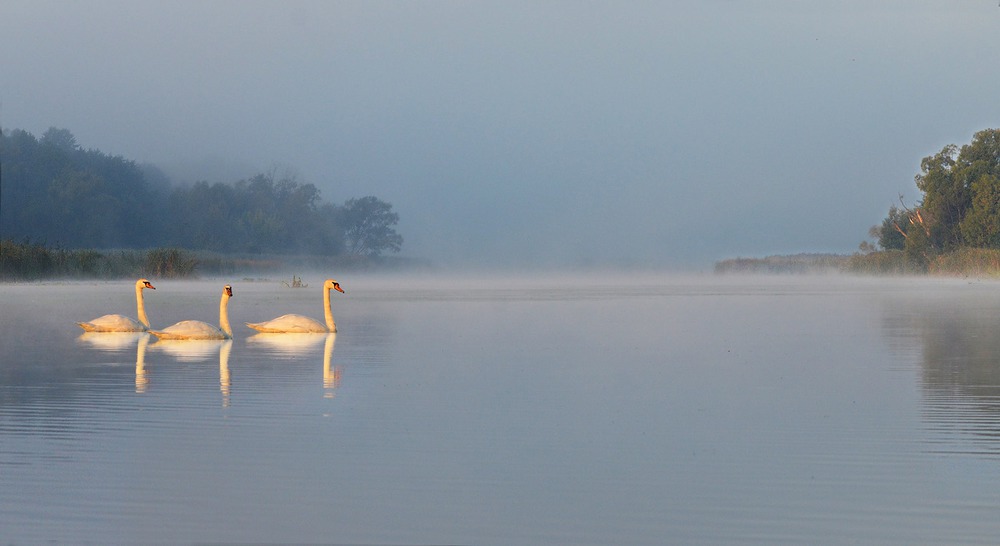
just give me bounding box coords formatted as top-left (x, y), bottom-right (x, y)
top-left (915, 144), bottom-right (965, 250)
top-left (41, 127), bottom-right (78, 152)
top-left (47, 168), bottom-right (120, 247)
top-left (875, 204), bottom-right (909, 250)
top-left (957, 129), bottom-right (1000, 247)
top-left (960, 173), bottom-right (1000, 247)
top-left (874, 128), bottom-right (1000, 253)
top-left (340, 196), bottom-right (403, 256)
top-left (167, 181), bottom-right (238, 252)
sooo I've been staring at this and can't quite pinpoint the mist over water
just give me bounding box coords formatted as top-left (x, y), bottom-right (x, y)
top-left (4, 273), bottom-right (1000, 544)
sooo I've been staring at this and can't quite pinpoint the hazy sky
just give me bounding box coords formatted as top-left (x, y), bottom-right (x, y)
top-left (2, 1), bottom-right (998, 269)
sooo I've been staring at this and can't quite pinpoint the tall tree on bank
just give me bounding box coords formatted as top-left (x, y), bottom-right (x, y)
top-left (875, 129), bottom-right (1000, 258)
top-left (958, 130), bottom-right (1000, 246)
top-left (341, 196), bottom-right (403, 256)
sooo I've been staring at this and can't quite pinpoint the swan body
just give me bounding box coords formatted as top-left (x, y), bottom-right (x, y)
top-left (247, 279), bottom-right (344, 333)
top-left (150, 285), bottom-right (234, 340)
top-left (77, 279), bottom-right (156, 332)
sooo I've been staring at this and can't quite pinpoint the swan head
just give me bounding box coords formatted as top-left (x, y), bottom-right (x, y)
top-left (224, 284), bottom-right (234, 297)
top-left (325, 279), bottom-right (344, 294)
top-left (137, 278), bottom-right (156, 290)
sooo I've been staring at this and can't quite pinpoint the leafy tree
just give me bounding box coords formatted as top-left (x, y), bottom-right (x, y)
top-left (874, 128), bottom-right (1000, 254)
top-left (167, 181), bottom-right (240, 251)
top-left (47, 168), bottom-right (120, 247)
top-left (341, 196), bottom-right (403, 256)
top-left (41, 127), bottom-right (79, 152)
top-left (875, 204), bottom-right (909, 250)
top-left (960, 173), bottom-right (1000, 247)
top-left (915, 144), bottom-right (965, 250)
top-left (957, 130), bottom-right (1000, 246)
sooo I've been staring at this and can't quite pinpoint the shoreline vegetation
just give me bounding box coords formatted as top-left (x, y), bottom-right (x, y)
top-left (715, 249), bottom-right (1000, 277)
top-left (0, 239), bottom-right (428, 281)
top-left (1, 128), bottom-right (405, 267)
top-left (720, 129), bottom-right (1000, 278)
top-left (8, 239), bottom-right (1000, 281)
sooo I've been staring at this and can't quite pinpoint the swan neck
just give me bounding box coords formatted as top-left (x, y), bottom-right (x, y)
top-left (136, 284), bottom-right (150, 328)
top-left (219, 294), bottom-right (232, 338)
top-left (324, 285), bottom-right (336, 332)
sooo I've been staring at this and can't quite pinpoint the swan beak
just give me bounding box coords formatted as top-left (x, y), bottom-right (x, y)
top-left (334, 283), bottom-right (344, 293)
top-left (145, 282), bottom-right (156, 290)
top-left (225, 285), bottom-right (234, 297)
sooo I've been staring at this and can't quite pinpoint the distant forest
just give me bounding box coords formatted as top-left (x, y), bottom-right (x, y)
top-left (0, 127), bottom-right (402, 257)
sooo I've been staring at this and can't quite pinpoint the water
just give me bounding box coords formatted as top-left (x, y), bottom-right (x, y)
top-left (3, 274), bottom-right (1000, 544)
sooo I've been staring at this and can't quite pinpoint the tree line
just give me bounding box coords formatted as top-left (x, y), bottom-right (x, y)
top-left (867, 128), bottom-right (1000, 271)
top-left (0, 127), bottom-right (402, 257)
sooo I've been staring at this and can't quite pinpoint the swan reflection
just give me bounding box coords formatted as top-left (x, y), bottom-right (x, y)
top-left (248, 333), bottom-right (340, 397)
top-left (151, 339), bottom-right (227, 361)
top-left (219, 340), bottom-right (232, 407)
top-left (247, 332), bottom-right (328, 355)
top-left (135, 334), bottom-right (150, 393)
top-left (152, 339), bottom-right (233, 406)
top-left (77, 331), bottom-right (147, 351)
top-left (78, 332), bottom-right (152, 394)
top-left (322, 333), bottom-right (339, 396)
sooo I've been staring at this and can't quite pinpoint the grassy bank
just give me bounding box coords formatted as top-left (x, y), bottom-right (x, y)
top-left (714, 253), bottom-right (849, 274)
top-left (716, 248), bottom-right (1000, 277)
top-left (0, 239), bottom-right (426, 281)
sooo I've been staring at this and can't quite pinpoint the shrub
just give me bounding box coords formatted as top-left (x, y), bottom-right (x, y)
top-left (144, 248), bottom-right (197, 278)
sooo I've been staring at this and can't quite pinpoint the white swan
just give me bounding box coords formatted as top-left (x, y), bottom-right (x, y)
top-left (150, 285), bottom-right (234, 340)
top-left (77, 279), bottom-right (156, 332)
top-left (246, 279), bottom-right (344, 333)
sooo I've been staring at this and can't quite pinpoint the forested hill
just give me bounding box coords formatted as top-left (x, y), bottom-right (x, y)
top-left (0, 127), bottom-right (402, 257)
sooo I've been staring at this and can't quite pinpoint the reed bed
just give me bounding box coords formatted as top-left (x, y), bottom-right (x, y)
top-left (723, 249), bottom-right (1000, 278)
top-left (842, 250), bottom-right (911, 275)
top-left (0, 240), bottom-right (200, 280)
top-left (1, 239), bottom-right (424, 281)
top-left (714, 253), bottom-right (849, 274)
top-left (927, 248), bottom-right (1000, 277)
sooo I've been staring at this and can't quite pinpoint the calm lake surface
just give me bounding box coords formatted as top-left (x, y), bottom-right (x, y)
top-left (4, 273), bottom-right (1000, 544)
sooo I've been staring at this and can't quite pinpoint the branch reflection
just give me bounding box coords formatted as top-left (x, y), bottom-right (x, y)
top-left (884, 296), bottom-right (1000, 457)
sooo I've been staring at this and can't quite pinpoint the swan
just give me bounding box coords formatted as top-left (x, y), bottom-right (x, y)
top-left (150, 284), bottom-right (234, 340)
top-left (246, 279), bottom-right (344, 333)
top-left (77, 279), bottom-right (156, 332)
